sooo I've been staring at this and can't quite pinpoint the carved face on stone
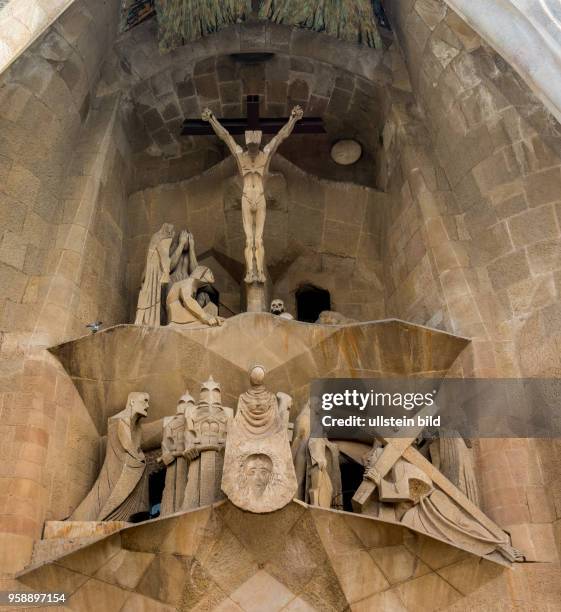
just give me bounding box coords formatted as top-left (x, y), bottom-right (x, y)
top-left (245, 130), bottom-right (262, 160)
top-left (129, 392), bottom-right (149, 418)
top-left (270, 299), bottom-right (285, 315)
top-left (243, 454), bottom-right (273, 496)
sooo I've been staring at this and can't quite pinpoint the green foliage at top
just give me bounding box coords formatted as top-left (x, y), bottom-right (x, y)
top-left (260, 0), bottom-right (382, 48)
top-left (154, 0), bottom-right (382, 51)
top-left (155, 0), bottom-right (252, 50)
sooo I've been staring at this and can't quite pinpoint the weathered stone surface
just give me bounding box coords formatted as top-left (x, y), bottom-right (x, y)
top-left (49, 316), bottom-right (469, 425)
top-left (19, 501), bottom-right (511, 611)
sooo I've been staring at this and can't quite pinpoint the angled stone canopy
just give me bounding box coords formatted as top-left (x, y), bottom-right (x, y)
top-left (18, 501), bottom-right (507, 612)
top-left (49, 314), bottom-right (469, 434)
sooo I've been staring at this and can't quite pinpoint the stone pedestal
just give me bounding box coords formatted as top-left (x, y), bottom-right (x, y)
top-left (242, 277), bottom-right (271, 312)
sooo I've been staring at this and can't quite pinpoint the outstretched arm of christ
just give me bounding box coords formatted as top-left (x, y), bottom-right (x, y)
top-left (202, 108), bottom-right (242, 157)
top-left (264, 105), bottom-right (304, 158)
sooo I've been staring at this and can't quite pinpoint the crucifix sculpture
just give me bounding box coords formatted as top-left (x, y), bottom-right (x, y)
top-left (182, 95), bottom-right (325, 307)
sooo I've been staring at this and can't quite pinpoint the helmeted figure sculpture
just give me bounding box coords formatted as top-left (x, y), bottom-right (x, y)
top-left (181, 377), bottom-right (233, 509)
top-left (159, 391), bottom-right (194, 516)
top-left (69, 392), bottom-right (150, 521)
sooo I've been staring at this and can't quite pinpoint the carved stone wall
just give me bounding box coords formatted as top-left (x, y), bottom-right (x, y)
top-left (0, 0), bottom-right (130, 345)
top-left (383, 0), bottom-right (561, 570)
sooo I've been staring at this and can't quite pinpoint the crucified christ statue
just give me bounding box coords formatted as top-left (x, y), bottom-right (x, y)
top-left (202, 105), bottom-right (303, 284)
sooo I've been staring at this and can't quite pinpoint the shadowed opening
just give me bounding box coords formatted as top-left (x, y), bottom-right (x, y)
top-left (296, 284), bottom-right (331, 322)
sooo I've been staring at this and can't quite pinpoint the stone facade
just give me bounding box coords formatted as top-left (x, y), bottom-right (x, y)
top-left (382, 0), bottom-right (561, 565)
top-left (0, 0), bottom-right (561, 609)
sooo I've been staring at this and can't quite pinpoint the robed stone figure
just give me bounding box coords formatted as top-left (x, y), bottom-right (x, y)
top-left (135, 224), bottom-right (197, 326)
top-left (221, 365), bottom-right (297, 513)
top-left (159, 392), bottom-right (194, 516)
top-left (69, 392), bottom-right (150, 521)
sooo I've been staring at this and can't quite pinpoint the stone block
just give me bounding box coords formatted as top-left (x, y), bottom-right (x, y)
top-left (405, 9), bottom-right (431, 52)
top-left (0, 231), bottom-right (27, 270)
top-left (67, 578), bottom-right (129, 611)
top-left (473, 150), bottom-right (519, 195)
top-left (288, 78), bottom-right (310, 102)
top-left (290, 205), bottom-right (323, 249)
top-left (325, 189), bottom-right (366, 224)
top-left (95, 549), bottom-right (156, 590)
top-left (397, 572), bottom-right (462, 610)
top-left (194, 56), bottom-right (215, 77)
top-left (524, 167), bottom-right (561, 207)
top-left (508, 275), bottom-right (556, 316)
top-left (495, 193), bottom-right (527, 219)
top-left (508, 204), bottom-right (558, 247)
top-left (322, 220), bottom-right (361, 258)
top-left (444, 125), bottom-right (494, 187)
top-left (229, 570), bottom-right (293, 611)
top-left (0, 261), bottom-right (27, 303)
top-left (415, 0), bottom-right (447, 30)
top-left (527, 237), bottom-right (561, 274)
top-left (327, 88), bottom-right (352, 115)
top-left (445, 11), bottom-right (481, 51)
top-left (540, 302), bottom-right (561, 337)
top-left (4, 163), bottom-right (41, 205)
top-left (487, 249), bottom-right (530, 290)
top-left (219, 80), bottom-right (242, 105)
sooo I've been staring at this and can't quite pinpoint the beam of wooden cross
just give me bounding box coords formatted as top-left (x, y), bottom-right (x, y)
top-left (351, 402), bottom-right (508, 541)
top-left (181, 94), bottom-right (326, 136)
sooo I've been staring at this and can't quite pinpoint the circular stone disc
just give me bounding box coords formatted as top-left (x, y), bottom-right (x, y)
top-left (331, 139), bottom-right (363, 165)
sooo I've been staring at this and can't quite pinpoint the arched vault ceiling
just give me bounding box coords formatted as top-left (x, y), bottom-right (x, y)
top-left (114, 20), bottom-right (392, 185)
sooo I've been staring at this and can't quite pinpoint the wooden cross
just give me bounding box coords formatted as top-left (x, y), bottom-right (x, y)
top-left (352, 402), bottom-right (508, 541)
top-left (181, 94), bottom-right (325, 136)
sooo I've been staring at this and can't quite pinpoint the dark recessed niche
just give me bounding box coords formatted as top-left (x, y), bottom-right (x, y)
top-left (230, 52), bottom-right (275, 64)
top-left (296, 284), bottom-right (331, 323)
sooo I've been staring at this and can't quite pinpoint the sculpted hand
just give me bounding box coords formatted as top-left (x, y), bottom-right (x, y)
top-left (291, 105), bottom-right (304, 121)
top-left (184, 447), bottom-right (199, 462)
top-left (202, 108), bottom-right (213, 121)
top-left (179, 229), bottom-right (189, 245)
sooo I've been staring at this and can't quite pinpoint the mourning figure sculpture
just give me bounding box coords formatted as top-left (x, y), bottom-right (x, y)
top-left (166, 265), bottom-right (223, 327)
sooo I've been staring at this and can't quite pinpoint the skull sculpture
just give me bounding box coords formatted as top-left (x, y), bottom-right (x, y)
top-left (270, 299), bottom-right (285, 315)
top-left (270, 299), bottom-right (294, 320)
